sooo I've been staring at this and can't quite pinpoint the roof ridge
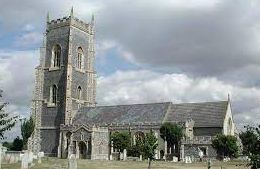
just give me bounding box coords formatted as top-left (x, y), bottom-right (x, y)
top-left (94, 101), bottom-right (172, 108)
top-left (172, 100), bottom-right (228, 105)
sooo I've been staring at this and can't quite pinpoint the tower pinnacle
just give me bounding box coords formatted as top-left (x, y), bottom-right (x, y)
top-left (70, 7), bottom-right (74, 17)
top-left (46, 12), bottom-right (50, 23)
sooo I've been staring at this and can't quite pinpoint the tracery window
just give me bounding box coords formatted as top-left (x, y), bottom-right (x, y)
top-left (50, 85), bottom-right (57, 104)
top-left (52, 45), bottom-right (61, 67)
top-left (76, 47), bottom-right (83, 69)
top-left (77, 86), bottom-right (82, 100)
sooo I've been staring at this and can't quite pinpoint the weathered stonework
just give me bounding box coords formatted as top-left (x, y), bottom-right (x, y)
top-left (28, 11), bottom-right (96, 156)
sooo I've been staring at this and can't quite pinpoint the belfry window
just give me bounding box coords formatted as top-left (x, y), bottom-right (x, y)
top-left (52, 45), bottom-right (61, 67)
top-left (77, 86), bottom-right (82, 100)
top-left (50, 85), bottom-right (57, 104)
top-left (76, 47), bottom-right (83, 69)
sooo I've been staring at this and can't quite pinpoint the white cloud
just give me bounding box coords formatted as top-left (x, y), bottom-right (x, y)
top-left (97, 69), bottom-right (260, 130)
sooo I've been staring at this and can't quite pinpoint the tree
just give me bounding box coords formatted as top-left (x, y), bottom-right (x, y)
top-left (0, 90), bottom-right (19, 139)
top-left (21, 116), bottom-right (35, 149)
top-left (111, 132), bottom-right (131, 152)
top-left (127, 130), bottom-right (158, 169)
top-left (142, 131), bottom-right (158, 169)
top-left (212, 134), bottom-right (238, 159)
top-left (239, 125), bottom-right (258, 155)
top-left (11, 136), bottom-right (23, 151)
top-left (2, 141), bottom-right (13, 150)
top-left (240, 125), bottom-right (260, 169)
top-left (160, 122), bottom-right (183, 156)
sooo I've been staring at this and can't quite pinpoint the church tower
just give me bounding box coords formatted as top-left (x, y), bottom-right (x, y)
top-left (28, 9), bottom-right (96, 155)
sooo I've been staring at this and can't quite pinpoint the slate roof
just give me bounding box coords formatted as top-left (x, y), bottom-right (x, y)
top-left (73, 101), bottom-right (229, 128)
top-left (73, 102), bottom-right (171, 126)
top-left (164, 101), bottom-right (228, 127)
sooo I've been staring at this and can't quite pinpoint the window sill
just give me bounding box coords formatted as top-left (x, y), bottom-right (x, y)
top-left (76, 99), bottom-right (85, 104)
top-left (49, 67), bottom-right (61, 71)
top-left (75, 68), bottom-right (85, 73)
top-left (47, 103), bottom-right (57, 107)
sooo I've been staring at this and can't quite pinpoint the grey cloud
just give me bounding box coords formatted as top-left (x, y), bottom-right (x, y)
top-left (95, 0), bottom-right (260, 86)
top-left (0, 50), bottom-right (38, 107)
top-left (2, 0), bottom-right (260, 84)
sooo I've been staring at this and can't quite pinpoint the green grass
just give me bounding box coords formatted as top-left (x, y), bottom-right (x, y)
top-left (2, 158), bottom-right (249, 169)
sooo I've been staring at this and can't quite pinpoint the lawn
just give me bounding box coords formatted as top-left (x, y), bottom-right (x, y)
top-left (2, 158), bottom-right (249, 169)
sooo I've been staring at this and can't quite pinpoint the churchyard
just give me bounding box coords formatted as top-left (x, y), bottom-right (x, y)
top-left (1, 157), bottom-right (249, 169)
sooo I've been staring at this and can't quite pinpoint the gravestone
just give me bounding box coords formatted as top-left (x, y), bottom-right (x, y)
top-left (185, 156), bottom-right (192, 163)
top-left (199, 150), bottom-right (203, 161)
top-left (139, 155), bottom-right (142, 161)
top-left (38, 152), bottom-right (44, 164)
top-left (28, 151), bottom-right (33, 164)
top-left (123, 149), bottom-right (127, 161)
top-left (119, 152), bottom-right (123, 160)
top-left (21, 151), bottom-right (29, 169)
top-left (172, 156), bottom-right (178, 162)
top-left (109, 154), bottom-right (113, 160)
top-left (68, 154), bottom-right (77, 169)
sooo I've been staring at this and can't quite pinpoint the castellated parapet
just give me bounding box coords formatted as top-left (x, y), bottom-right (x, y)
top-left (47, 16), bottom-right (94, 34)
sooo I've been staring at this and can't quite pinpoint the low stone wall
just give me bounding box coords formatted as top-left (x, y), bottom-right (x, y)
top-left (2, 151), bottom-right (23, 164)
top-left (184, 144), bottom-right (217, 159)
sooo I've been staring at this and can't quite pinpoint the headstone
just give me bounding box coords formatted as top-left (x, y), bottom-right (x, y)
top-left (33, 155), bottom-right (38, 160)
top-left (68, 154), bottom-right (77, 169)
top-left (123, 149), bottom-right (127, 161)
top-left (139, 155), bottom-right (142, 161)
top-left (38, 152), bottom-right (44, 164)
top-left (21, 151), bottom-right (29, 169)
top-left (154, 150), bottom-right (158, 159)
top-left (199, 150), bottom-right (203, 161)
top-left (109, 154), bottom-right (113, 160)
top-left (185, 156), bottom-right (192, 163)
top-left (28, 151), bottom-right (33, 164)
top-left (172, 156), bottom-right (178, 162)
top-left (119, 152), bottom-right (123, 160)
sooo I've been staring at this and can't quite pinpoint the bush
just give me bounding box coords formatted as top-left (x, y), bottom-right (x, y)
top-left (212, 134), bottom-right (238, 159)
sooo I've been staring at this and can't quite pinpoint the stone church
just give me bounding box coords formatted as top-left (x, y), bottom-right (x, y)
top-left (28, 10), bottom-right (235, 160)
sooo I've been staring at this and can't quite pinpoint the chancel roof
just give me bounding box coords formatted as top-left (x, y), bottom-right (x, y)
top-left (72, 101), bottom-right (229, 128)
top-left (164, 101), bottom-right (228, 127)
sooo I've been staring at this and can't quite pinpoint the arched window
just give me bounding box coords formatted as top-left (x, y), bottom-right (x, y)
top-left (52, 45), bottom-right (61, 67)
top-left (76, 47), bottom-right (83, 69)
top-left (50, 85), bottom-right (57, 104)
top-left (77, 86), bottom-right (82, 100)
top-left (228, 118), bottom-right (232, 135)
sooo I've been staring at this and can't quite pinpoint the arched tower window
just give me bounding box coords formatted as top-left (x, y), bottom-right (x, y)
top-left (77, 86), bottom-right (82, 100)
top-left (52, 45), bottom-right (61, 67)
top-left (76, 47), bottom-right (83, 69)
top-left (50, 85), bottom-right (57, 104)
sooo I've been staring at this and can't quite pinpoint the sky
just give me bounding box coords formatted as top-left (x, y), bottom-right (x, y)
top-left (0, 0), bottom-right (260, 139)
